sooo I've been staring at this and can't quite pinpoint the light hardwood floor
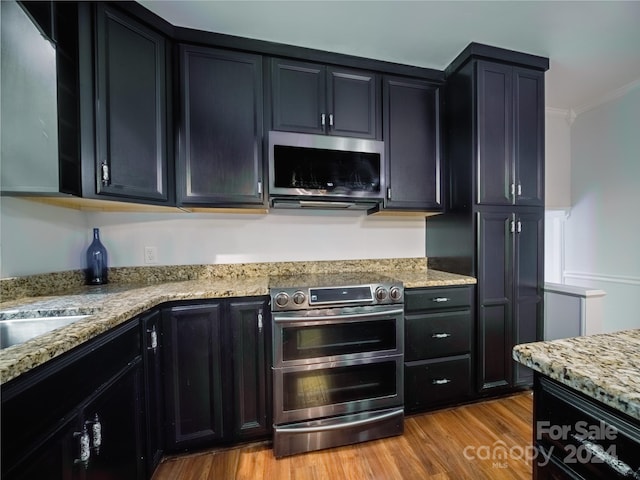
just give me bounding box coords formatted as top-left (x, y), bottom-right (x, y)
top-left (152, 392), bottom-right (533, 480)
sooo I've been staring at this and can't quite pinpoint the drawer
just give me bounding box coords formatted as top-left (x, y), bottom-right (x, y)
top-left (535, 377), bottom-right (640, 480)
top-left (405, 310), bottom-right (471, 361)
top-left (405, 287), bottom-right (472, 312)
top-left (405, 355), bottom-right (471, 411)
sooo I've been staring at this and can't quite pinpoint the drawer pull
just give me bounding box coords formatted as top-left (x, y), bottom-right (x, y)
top-left (432, 333), bottom-right (452, 339)
top-left (432, 297), bottom-right (450, 303)
top-left (432, 378), bottom-right (451, 385)
top-left (571, 434), bottom-right (640, 478)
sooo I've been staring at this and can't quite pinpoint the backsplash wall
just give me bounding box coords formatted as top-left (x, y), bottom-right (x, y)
top-left (0, 197), bottom-right (426, 278)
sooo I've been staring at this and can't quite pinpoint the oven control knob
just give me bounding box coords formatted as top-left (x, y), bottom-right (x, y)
top-left (293, 291), bottom-right (306, 305)
top-left (274, 292), bottom-right (290, 308)
top-left (375, 287), bottom-right (388, 302)
top-left (390, 287), bottom-right (403, 301)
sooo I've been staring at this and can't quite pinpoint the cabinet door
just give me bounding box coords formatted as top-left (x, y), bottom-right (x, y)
top-left (163, 303), bottom-right (224, 451)
top-left (94, 4), bottom-right (169, 202)
top-left (178, 46), bottom-right (264, 206)
top-left (476, 61), bottom-right (513, 206)
top-left (229, 299), bottom-right (271, 440)
top-left (383, 76), bottom-right (442, 210)
top-left (271, 58), bottom-right (325, 134)
top-left (327, 67), bottom-right (379, 139)
top-left (141, 310), bottom-right (163, 473)
top-left (477, 210), bottom-right (513, 392)
top-left (514, 68), bottom-right (545, 206)
top-left (84, 360), bottom-right (145, 480)
top-left (513, 211), bottom-right (544, 386)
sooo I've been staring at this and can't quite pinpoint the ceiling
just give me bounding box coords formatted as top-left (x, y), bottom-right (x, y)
top-left (138, 0), bottom-right (640, 112)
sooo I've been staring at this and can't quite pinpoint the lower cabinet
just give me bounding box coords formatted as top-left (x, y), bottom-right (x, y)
top-left (404, 286), bottom-right (474, 412)
top-left (534, 374), bottom-right (640, 479)
top-left (162, 297), bottom-right (271, 452)
top-left (1, 318), bottom-right (145, 480)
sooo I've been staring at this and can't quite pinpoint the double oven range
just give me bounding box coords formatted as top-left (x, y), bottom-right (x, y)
top-left (269, 273), bottom-right (405, 458)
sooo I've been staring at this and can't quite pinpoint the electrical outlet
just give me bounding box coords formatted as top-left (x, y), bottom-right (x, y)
top-left (144, 246), bottom-right (158, 264)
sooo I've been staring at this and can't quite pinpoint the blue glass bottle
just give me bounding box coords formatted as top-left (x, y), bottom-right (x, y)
top-left (86, 228), bottom-right (108, 285)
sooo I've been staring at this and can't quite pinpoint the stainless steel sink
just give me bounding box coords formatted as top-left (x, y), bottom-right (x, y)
top-left (0, 315), bottom-right (89, 349)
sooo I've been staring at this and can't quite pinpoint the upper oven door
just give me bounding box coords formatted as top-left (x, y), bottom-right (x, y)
top-left (268, 131), bottom-right (385, 201)
top-left (272, 304), bottom-right (404, 368)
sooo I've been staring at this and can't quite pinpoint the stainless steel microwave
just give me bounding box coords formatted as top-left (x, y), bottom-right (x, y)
top-left (268, 131), bottom-right (385, 209)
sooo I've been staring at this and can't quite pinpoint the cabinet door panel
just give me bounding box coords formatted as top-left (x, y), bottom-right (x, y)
top-left (384, 77), bottom-right (442, 210)
top-left (271, 59), bottom-right (325, 134)
top-left (405, 310), bottom-right (472, 360)
top-left (476, 62), bottom-right (512, 205)
top-left (84, 361), bottom-right (144, 480)
top-left (328, 68), bottom-right (379, 138)
top-left (405, 356), bottom-right (471, 410)
top-left (95, 5), bottom-right (168, 202)
top-left (477, 210), bottom-right (513, 391)
top-left (514, 68), bottom-right (545, 206)
top-left (163, 304), bottom-right (224, 450)
top-left (229, 299), bottom-right (271, 440)
top-left (179, 46), bottom-right (263, 205)
top-left (514, 211), bottom-right (544, 385)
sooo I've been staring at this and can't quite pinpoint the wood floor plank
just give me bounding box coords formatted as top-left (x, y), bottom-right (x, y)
top-left (152, 393), bottom-right (533, 480)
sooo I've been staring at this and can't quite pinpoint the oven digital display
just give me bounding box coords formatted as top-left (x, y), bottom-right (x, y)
top-left (308, 286), bottom-right (372, 304)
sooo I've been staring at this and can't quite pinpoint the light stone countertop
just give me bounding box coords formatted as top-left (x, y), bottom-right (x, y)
top-left (513, 329), bottom-right (640, 420)
top-left (0, 261), bottom-right (475, 385)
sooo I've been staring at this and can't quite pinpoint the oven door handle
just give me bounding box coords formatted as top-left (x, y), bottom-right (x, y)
top-left (275, 408), bottom-right (403, 434)
top-left (273, 307), bottom-right (404, 323)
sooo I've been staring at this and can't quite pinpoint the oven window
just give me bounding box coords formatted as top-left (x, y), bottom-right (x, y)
top-left (282, 319), bottom-right (396, 361)
top-left (282, 361), bottom-right (397, 411)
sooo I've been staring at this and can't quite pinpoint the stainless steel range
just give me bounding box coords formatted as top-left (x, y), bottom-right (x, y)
top-left (269, 273), bottom-right (405, 458)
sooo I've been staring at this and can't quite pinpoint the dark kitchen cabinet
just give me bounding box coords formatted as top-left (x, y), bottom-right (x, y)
top-left (477, 207), bottom-right (543, 392)
top-left (382, 76), bottom-right (442, 210)
top-left (534, 375), bottom-right (640, 480)
top-left (162, 302), bottom-right (224, 451)
top-left (177, 45), bottom-right (264, 206)
top-left (1, 318), bottom-right (145, 480)
top-left (270, 58), bottom-right (380, 139)
top-left (93, 4), bottom-right (171, 203)
top-left (162, 297), bottom-right (271, 452)
top-left (426, 44), bottom-right (548, 396)
top-left (141, 310), bottom-right (164, 474)
top-left (404, 286), bottom-right (474, 411)
top-left (229, 298), bottom-right (271, 440)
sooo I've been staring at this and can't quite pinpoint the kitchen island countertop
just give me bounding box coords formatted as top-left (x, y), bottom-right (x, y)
top-left (1, 265), bottom-right (475, 385)
top-left (513, 329), bottom-right (640, 420)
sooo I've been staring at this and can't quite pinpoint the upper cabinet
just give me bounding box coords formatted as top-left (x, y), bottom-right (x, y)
top-left (270, 58), bottom-right (381, 139)
top-left (93, 4), bottom-right (172, 203)
top-left (383, 76), bottom-right (442, 211)
top-left (177, 45), bottom-right (264, 206)
top-left (475, 62), bottom-right (544, 206)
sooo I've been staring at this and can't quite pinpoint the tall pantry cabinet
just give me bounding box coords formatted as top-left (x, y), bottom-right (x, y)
top-left (426, 44), bottom-right (549, 395)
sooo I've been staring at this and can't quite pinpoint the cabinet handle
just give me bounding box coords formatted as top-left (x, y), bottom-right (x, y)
top-left (510, 183), bottom-right (516, 197)
top-left (101, 162), bottom-right (109, 186)
top-left (432, 333), bottom-right (452, 339)
top-left (571, 434), bottom-right (639, 478)
top-left (321, 113), bottom-right (326, 127)
top-left (387, 187), bottom-right (392, 200)
top-left (432, 378), bottom-right (451, 385)
top-left (517, 220), bottom-right (522, 233)
top-left (147, 325), bottom-right (158, 352)
top-left (257, 181), bottom-right (262, 194)
top-left (517, 183), bottom-right (522, 196)
top-left (90, 414), bottom-right (102, 454)
top-left (74, 426), bottom-right (91, 468)
top-left (258, 310), bottom-right (263, 333)
top-left (431, 297), bottom-right (450, 303)
top-left (329, 113), bottom-right (334, 127)
top-left (510, 220), bottom-right (515, 234)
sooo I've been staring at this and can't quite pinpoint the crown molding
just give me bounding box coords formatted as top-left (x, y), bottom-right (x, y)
top-left (573, 78), bottom-right (640, 117)
top-left (545, 107), bottom-right (576, 125)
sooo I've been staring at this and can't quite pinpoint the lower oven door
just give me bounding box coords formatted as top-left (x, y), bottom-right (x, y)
top-left (272, 305), bottom-right (404, 367)
top-left (273, 354), bottom-right (403, 425)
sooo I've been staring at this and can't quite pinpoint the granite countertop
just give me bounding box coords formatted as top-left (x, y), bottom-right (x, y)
top-left (0, 261), bottom-right (475, 385)
top-left (513, 329), bottom-right (640, 420)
